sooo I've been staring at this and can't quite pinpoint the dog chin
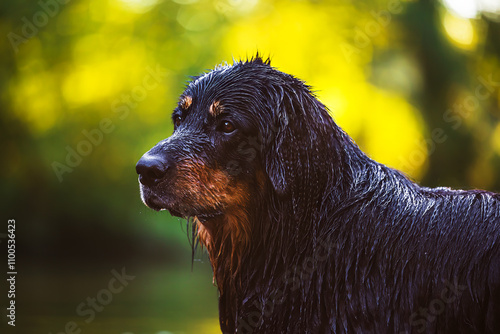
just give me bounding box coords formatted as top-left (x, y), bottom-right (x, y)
top-left (140, 187), bottom-right (169, 212)
top-left (140, 186), bottom-right (223, 219)
top-left (142, 196), bottom-right (183, 215)
top-left (168, 208), bottom-right (224, 221)
top-left (161, 204), bottom-right (223, 221)
top-left (195, 211), bottom-right (224, 222)
top-left (141, 196), bottom-right (167, 212)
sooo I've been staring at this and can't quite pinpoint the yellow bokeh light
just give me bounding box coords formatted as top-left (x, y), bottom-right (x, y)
top-left (177, 6), bottom-right (217, 31)
top-left (492, 123), bottom-right (500, 156)
top-left (360, 91), bottom-right (427, 179)
top-left (442, 11), bottom-right (477, 50)
top-left (116, 0), bottom-right (163, 14)
top-left (192, 317), bottom-right (222, 334)
top-left (89, 0), bottom-right (142, 23)
top-left (10, 71), bottom-right (60, 135)
top-left (62, 36), bottom-right (147, 107)
top-left (329, 85), bottom-right (427, 180)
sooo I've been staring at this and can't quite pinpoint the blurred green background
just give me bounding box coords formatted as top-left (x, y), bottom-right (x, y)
top-left (1, 0), bottom-right (500, 333)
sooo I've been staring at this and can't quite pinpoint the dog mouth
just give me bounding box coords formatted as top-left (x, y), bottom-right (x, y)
top-left (167, 206), bottom-right (224, 221)
top-left (195, 211), bottom-right (224, 221)
top-left (168, 207), bottom-right (224, 221)
top-left (139, 187), bottom-right (169, 211)
top-left (140, 186), bottom-right (223, 220)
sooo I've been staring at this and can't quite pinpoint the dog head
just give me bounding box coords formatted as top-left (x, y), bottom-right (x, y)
top-left (136, 56), bottom-right (338, 221)
top-left (136, 58), bottom-right (268, 220)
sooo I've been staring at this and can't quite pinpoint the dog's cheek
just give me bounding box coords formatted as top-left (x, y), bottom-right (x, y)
top-left (197, 168), bottom-right (249, 211)
top-left (173, 164), bottom-right (229, 208)
top-left (215, 133), bottom-right (259, 177)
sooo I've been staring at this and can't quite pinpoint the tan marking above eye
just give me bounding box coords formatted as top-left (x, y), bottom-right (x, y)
top-left (180, 96), bottom-right (192, 109)
top-left (209, 100), bottom-right (223, 116)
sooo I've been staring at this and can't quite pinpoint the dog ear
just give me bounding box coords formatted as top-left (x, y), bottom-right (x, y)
top-left (262, 92), bottom-right (314, 196)
top-left (262, 118), bottom-right (289, 195)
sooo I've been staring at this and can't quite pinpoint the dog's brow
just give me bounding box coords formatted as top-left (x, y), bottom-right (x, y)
top-left (180, 96), bottom-right (192, 110)
top-left (209, 101), bottom-right (223, 116)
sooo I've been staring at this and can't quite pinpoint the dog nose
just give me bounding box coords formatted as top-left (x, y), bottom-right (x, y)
top-left (136, 154), bottom-right (170, 186)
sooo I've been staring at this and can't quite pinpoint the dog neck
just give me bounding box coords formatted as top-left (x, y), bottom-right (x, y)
top-left (195, 209), bottom-right (251, 289)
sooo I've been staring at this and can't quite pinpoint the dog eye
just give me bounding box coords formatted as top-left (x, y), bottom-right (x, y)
top-left (174, 116), bottom-right (182, 128)
top-left (219, 121), bottom-right (235, 133)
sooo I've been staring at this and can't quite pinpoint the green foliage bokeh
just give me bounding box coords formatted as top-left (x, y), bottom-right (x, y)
top-left (1, 0), bottom-right (499, 332)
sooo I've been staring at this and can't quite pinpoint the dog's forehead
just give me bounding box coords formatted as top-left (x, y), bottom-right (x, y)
top-left (190, 62), bottom-right (233, 88)
top-left (182, 62), bottom-right (271, 105)
top-left (175, 60), bottom-right (281, 125)
top-left (176, 70), bottom-right (233, 116)
top-left (187, 65), bottom-right (245, 100)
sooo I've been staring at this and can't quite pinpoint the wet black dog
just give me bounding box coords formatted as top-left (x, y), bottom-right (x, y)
top-left (136, 57), bottom-right (500, 333)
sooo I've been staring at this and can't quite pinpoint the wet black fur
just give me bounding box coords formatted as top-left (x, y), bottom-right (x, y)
top-left (141, 57), bottom-right (500, 333)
